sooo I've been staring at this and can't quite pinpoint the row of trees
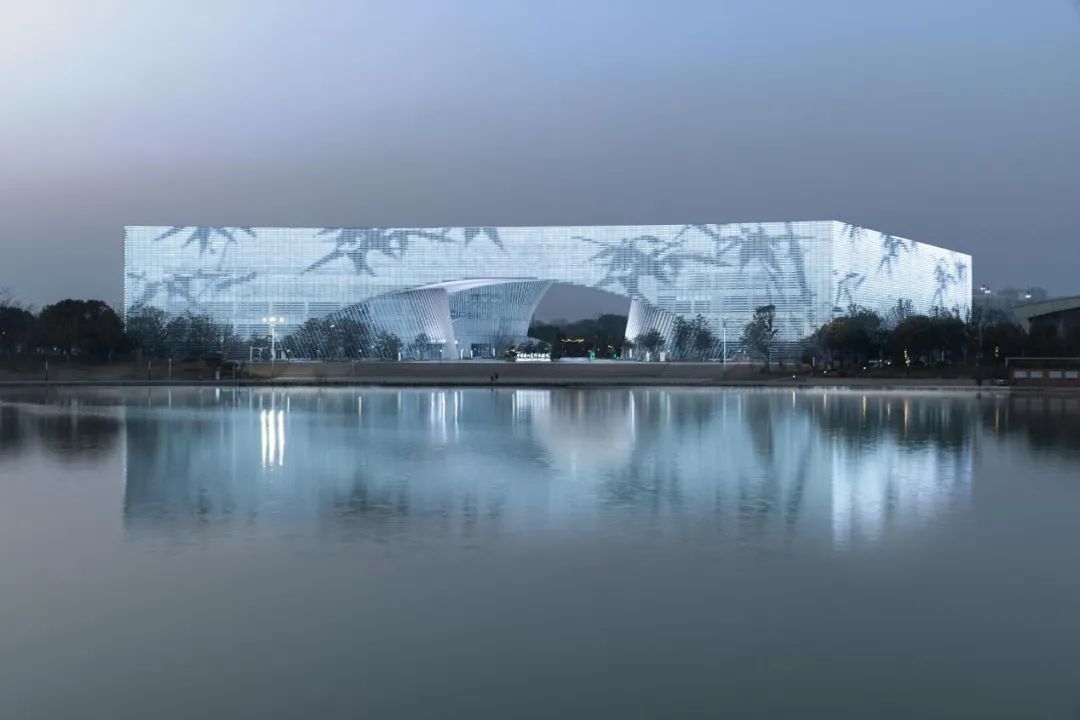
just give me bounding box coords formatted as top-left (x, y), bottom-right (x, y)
top-left (4, 289), bottom-right (1077, 369)
top-left (279, 316), bottom-right (411, 360)
top-left (623, 306), bottom-right (777, 367)
top-left (627, 314), bottom-right (730, 362)
top-left (625, 299), bottom-right (1079, 372)
top-left (0, 291), bottom-right (240, 362)
top-left (126, 306), bottom-right (240, 360)
top-left (1, 296), bottom-right (127, 360)
top-left (802, 300), bottom-right (1079, 370)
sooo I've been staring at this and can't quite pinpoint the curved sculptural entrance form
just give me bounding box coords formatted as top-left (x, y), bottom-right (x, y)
top-left (286, 279), bottom-right (668, 360)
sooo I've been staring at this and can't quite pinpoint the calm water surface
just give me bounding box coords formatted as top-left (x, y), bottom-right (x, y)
top-left (1, 387), bottom-right (1079, 719)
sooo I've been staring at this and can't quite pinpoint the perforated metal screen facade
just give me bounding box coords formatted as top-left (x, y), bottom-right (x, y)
top-left (124, 222), bottom-right (971, 351)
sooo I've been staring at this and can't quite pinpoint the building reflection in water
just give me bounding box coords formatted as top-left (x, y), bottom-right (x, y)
top-left (109, 387), bottom-right (991, 549)
top-left (824, 394), bottom-right (973, 548)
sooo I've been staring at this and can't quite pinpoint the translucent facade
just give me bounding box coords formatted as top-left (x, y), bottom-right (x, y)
top-left (124, 222), bottom-right (971, 358)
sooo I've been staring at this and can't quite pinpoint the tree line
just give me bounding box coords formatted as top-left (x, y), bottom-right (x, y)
top-left (279, 316), bottom-right (416, 360)
top-left (3, 288), bottom-right (1077, 369)
top-left (798, 300), bottom-right (1077, 371)
top-left (596, 300), bottom-right (1077, 371)
top-left (0, 292), bottom-right (240, 362)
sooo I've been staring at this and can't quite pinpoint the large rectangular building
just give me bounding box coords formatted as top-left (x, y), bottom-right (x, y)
top-left (124, 221), bottom-right (971, 357)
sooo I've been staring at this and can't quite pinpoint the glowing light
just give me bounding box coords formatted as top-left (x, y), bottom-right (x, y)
top-left (260, 408), bottom-right (286, 468)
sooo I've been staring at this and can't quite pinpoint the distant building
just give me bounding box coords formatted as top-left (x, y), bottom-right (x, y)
top-left (124, 222), bottom-right (972, 359)
top-left (973, 285), bottom-right (1049, 321)
top-left (1007, 357), bottom-right (1080, 386)
top-left (1013, 295), bottom-right (1080, 336)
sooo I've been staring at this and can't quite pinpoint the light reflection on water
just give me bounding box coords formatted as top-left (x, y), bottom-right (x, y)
top-left (120, 387), bottom-right (977, 551)
top-left (0, 387), bottom-right (1038, 548)
top-left (2, 387), bottom-right (1080, 719)
top-left (2, 388), bottom-right (1072, 546)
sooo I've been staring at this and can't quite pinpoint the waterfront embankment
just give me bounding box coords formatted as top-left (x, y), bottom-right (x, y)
top-left (0, 359), bottom-right (1010, 389)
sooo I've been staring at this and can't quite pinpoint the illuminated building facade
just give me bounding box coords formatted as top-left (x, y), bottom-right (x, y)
top-left (124, 222), bottom-right (972, 358)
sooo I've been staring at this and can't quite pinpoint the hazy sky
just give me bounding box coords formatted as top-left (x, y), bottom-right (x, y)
top-left (1, 0), bottom-right (1078, 312)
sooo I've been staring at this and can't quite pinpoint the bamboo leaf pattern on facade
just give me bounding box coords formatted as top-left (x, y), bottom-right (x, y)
top-left (305, 228), bottom-right (454, 275)
top-left (580, 234), bottom-right (712, 300)
top-left (154, 227), bottom-right (257, 254)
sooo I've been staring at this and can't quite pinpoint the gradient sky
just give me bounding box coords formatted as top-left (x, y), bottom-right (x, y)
top-left (1, 0), bottom-right (1078, 314)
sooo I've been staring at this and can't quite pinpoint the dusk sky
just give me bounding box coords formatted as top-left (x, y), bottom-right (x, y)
top-left (2, 0), bottom-right (1078, 312)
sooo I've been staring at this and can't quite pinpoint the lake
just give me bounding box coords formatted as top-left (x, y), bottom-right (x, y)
top-left (1, 387), bottom-right (1079, 719)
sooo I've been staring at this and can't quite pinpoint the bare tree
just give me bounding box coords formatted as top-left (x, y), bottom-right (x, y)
top-left (0, 287), bottom-right (20, 309)
top-left (489, 322), bottom-right (517, 359)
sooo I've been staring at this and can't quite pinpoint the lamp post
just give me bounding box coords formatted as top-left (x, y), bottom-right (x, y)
top-left (721, 318), bottom-right (727, 366)
top-left (262, 316), bottom-right (284, 362)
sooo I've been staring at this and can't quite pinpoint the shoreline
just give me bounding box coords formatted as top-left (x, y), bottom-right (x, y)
top-left (0, 377), bottom-right (1038, 392)
top-left (0, 360), bottom-right (1069, 392)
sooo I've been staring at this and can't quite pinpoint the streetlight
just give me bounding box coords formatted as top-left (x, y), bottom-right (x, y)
top-left (262, 316), bottom-right (284, 361)
top-left (721, 318), bottom-right (727, 366)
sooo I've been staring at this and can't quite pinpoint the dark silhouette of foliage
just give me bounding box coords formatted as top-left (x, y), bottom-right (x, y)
top-left (125, 305), bottom-right (171, 358)
top-left (673, 317), bottom-right (694, 359)
top-left (742, 304), bottom-right (778, 370)
top-left (801, 298), bottom-right (1075, 370)
top-left (815, 306), bottom-right (884, 366)
top-left (0, 292), bottom-right (35, 356)
top-left (886, 298), bottom-right (915, 328)
top-left (693, 320), bottom-right (716, 357)
top-left (410, 333), bottom-right (437, 360)
top-left (527, 321), bottom-right (565, 357)
top-left (37, 299), bottom-right (124, 360)
top-left (886, 308), bottom-right (966, 365)
top-left (161, 311), bottom-right (240, 360)
top-left (671, 314), bottom-right (717, 360)
top-left (0, 305), bottom-right (35, 356)
top-left (281, 316), bottom-right (371, 359)
top-left (634, 329), bottom-right (665, 360)
top-left (372, 332), bottom-right (403, 360)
